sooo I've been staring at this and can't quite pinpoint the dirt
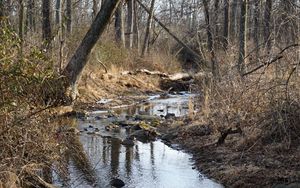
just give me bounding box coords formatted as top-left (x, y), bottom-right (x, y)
top-left (159, 121), bottom-right (300, 188)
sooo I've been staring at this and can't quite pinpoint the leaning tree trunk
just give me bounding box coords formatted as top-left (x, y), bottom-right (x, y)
top-left (42, 0), bottom-right (51, 49)
top-left (62, 0), bottom-right (121, 100)
top-left (141, 0), bottom-right (155, 57)
top-left (115, 1), bottom-right (125, 47)
top-left (237, 0), bottom-right (248, 75)
top-left (92, 0), bottom-right (98, 19)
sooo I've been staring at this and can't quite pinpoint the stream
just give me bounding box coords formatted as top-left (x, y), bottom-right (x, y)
top-left (53, 93), bottom-right (223, 188)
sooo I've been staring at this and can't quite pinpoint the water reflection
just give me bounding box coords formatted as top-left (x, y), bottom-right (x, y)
top-left (114, 93), bottom-right (196, 118)
top-left (53, 94), bottom-right (223, 188)
top-left (54, 130), bottom-right (222, 188)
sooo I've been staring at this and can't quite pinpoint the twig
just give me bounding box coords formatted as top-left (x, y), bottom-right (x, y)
top-left (285, 60), bottom-right (300, 100)
top-left (243, 55), bottom-right (283, 76)
top-left (243, 43), bottom-right (299, 77)
top-left (96, 53), bottom-right (108, 73)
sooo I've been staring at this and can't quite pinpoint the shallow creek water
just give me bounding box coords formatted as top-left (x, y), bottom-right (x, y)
top-left (53, 93), bottom-right (223, 188)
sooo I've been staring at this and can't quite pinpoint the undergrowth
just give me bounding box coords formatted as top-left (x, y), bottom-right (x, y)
top-left (0, 24), bottom-right (64, 187)
top-left (200, 46), bottom-right (300, 150)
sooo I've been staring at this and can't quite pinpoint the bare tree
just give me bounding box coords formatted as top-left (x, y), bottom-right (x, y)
top-left (230, 0), bottom-right (238, 39)
top-left (141, 0), bottom-right (155, 57)
top-left (127, 0), bottom-right (134, 49)
top-left (203, 0), bottom-right (218, 77)
top-left (55, 0), bottom-right (61, 25)
top-left (92, 0), bottom-right (98, 19)
top-left (264, 0), bottom-right (272, 54)
top-left (18, 0), bottom-right (25, 53)
top-left (253, 0), bottom-right (260, 59)
top-left (42, 0), bottom-right (51, 48)
top-left (27, 0), bottom-right (35, 31)
top-left (222, 0), bottom-right (230, 50)
top-left (237, 0), bottom-right (248, 75)
top-left (0, 0), bottom-right (7, 25)
top-left (66, 0), bottom-right (72, 33)
top-left (133, 0), bottom-right (140, 51)
top-left (213, 0), bottom-right (220, 40)
top-left (115, 1), bottom-right (125, 47)
top-left (63, 0), bottom-right (121, 100)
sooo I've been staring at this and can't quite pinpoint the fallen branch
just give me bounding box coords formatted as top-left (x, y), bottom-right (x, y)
top-left (216, 127), bottom-right (242, 145)
top-left (136, 69), bottom-right (169, 77)
top-left (242, 55), bottom-right (283, 76)
top-left (121, 69), bottom-right (169, 77)
top-left (96, 53), bottom-right (108, 73)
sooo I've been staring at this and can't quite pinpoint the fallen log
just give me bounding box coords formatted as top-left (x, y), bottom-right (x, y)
top-left (168, 72), bottom-right (193, 81)
top-left (121, 69), bottom-right (169, 77)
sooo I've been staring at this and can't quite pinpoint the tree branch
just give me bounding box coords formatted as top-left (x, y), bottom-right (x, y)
top-left (243, 44), bottom-right (299, 77)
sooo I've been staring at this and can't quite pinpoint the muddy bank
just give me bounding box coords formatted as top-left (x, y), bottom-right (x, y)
top-left (159, 122), bottom-right (300, 188)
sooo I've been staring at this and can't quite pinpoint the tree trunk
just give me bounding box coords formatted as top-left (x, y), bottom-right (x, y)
top-left (136, 0), bottom-right (206, 67)
top-left (100, 0), bottom-right (103, 8)
top-left (18, 0), bottom-right (25, 54)
top-left (222, 0), bottom-right (230, 50)
top-left (230, 0), bottom-right (238, 40)
top-left (141, 0), bottom-right (155, 57)
top-left (180, 0), bottom-right (185, 18)
top-left (237, 0), bottom-right (248, 75)
top-left (264, 0), bottom-right (272, 54)
top-left (55, 0), bottom-right (61, 25)
top-left (27, 0), bottom-right (35, 31)
top-left (115, 2), bottom-right (125, 47)
top-left (92, 0), bottom-right (98, 19)
top-left (0, 0), bottom-right (5, 25)
top-left (66, 0), bottom-right (72, 33)
top-left (127, 0), bottom-right (134, 49)
top-left (42, 0), bottom-right (51, 49)
top-left (191, 0), bottom-right (197, 31)
top-left (62, 0), bottom-right (121, 98)
top-left (253, 0), bottom-right (260, 60)
top-left (213, 0), bottom-right (220, 40)
top-left (133, 0), bottom-right (140, 51)
top-left (169, 0), bottom-right (172, 24)
top-left (203, 0), bottom-right (218, 78)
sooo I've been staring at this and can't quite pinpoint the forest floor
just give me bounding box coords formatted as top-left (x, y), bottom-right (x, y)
top-left (74, 69), bottom-right (300, 188)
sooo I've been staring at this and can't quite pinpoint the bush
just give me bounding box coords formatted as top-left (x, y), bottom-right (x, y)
top-left (199, 47), bottom-right (300, 150)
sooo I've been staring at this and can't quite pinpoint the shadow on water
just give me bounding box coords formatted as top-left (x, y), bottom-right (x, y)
top-left (53, 93), bottom-right (223, 188)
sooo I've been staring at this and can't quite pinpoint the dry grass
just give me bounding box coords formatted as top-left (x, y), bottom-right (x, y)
top-left (199, 45), bottom-right (300, 150)
top-left (0, 25), bottom-right (65, 187)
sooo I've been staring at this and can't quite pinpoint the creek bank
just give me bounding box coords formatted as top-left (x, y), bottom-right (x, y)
top-left (158, 120), bottom-right (300, 188)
